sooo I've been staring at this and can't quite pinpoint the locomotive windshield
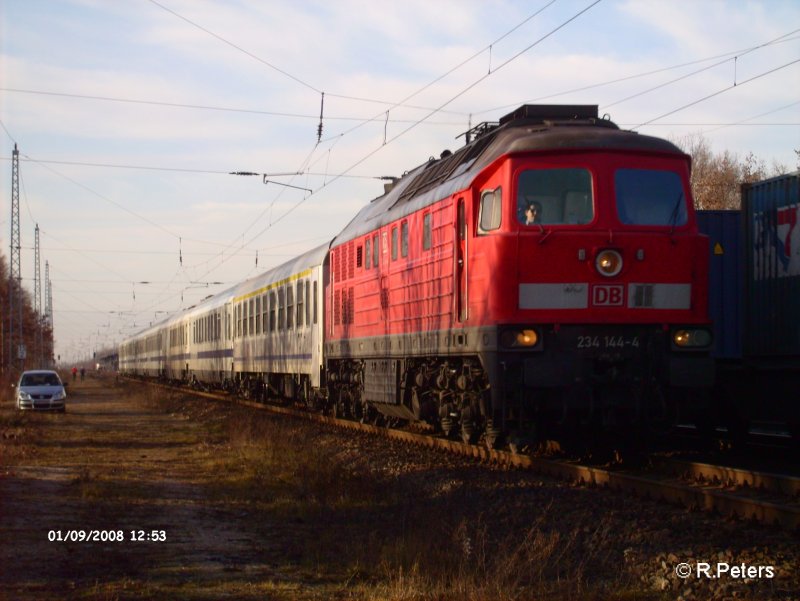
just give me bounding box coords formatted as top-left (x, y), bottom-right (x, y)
top-left (615, 168), bottom-right (688, 226)
top-left (517, 168), bottom-right (593, 226)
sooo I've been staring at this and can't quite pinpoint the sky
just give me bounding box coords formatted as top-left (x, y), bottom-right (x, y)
top-left (1, 0), bottom-right (798, 364)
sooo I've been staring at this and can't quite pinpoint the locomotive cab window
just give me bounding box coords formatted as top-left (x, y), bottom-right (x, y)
top-left (517, 168), bottom-right (593, 226)
top-left (479, 187), bottom-right (502, 233)
top-left (615, 168), bottom-right (687, 226)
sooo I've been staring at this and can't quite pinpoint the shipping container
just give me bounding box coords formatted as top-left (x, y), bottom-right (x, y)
top-left (696, 211), bottom-right (743, 360)
top-left (742, 171), bottom-right (800, 362)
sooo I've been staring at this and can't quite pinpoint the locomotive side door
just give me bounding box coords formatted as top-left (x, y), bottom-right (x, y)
top-left (456, 197), bottom-right (468, 322)
top-left (380, 229), bottom-right (390, 335)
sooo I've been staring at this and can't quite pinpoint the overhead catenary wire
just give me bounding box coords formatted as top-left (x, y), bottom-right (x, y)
top-left (475, 30), bottom-right (800, 116)
top-left (103, 0), bottom-right (586, 317)
top-left (634, 58), bottom-right (800, 129)
top-left (0, 87), bottom-right (468, 124)
top-left (197, 0), bottom-right (604, 283)
top-left (601, 29), bottom-right (800, 111)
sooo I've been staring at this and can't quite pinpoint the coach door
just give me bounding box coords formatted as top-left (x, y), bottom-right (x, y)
top-left (456, 198), bottom-right (468, 322)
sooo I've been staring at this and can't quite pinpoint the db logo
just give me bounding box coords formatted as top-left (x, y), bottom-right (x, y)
top-left (592, 285), bottom-right (624, 306)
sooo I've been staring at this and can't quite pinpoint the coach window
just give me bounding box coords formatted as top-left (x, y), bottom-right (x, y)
top-left (287, 286), bottom-right (294, 329)
top-left (479, 188), bottom-right (502, 233)
top-left (297, 280), bottom-right (304, 328)
top-left (249, 299), bottom-right (255, 335)
top-left (255, 296), bottom-right (261, 334)
top-left (423, 213), bottom-right (432, 250)
top-left (401, 221), bottom-right (409, 257)
top-left (262, 294), bottom-right (268, 333)
top-left (372, 233), bottom-right (379, 267)
top-left (278, 288), bottom-right (285, 330)
top-left (216, 313), bottom-right (221, 341)
top-left (269, 291), bottom-right (277, 332)
top-left (305, 278), bottom-right (311, 325)
top-left (313, 280), bottom-right (318, 324)
top-left (365, 238), bottom-right (371, 270)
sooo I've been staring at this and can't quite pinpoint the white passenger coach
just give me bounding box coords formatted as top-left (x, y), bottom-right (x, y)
top-left (120, 242), bottom-right (330, 404)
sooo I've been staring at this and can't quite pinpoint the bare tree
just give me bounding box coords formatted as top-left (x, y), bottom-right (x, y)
top-left (672, 133), bottom-right (788, 210)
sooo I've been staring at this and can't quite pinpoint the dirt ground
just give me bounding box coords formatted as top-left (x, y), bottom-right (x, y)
top-left (1, 376), bottom-right (798, 601)
top-left (0, 376), bottom-right (356, 600)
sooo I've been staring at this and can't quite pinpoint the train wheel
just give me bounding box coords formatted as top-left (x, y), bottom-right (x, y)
top-left (484, 420), bottom-right (503, 450)
top-left (460, 419), bottom-right (477, 445)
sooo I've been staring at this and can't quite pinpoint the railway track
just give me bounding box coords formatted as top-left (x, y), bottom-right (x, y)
top-left (139, 379), bottom-right (800, 531)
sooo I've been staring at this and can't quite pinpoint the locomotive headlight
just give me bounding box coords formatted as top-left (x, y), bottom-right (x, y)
top-left (672, 328), bottom-right (712, 348)
top-left (500, 328), bottom-right (539, 349)
top-left (595, 249), bottom-right (623, 277)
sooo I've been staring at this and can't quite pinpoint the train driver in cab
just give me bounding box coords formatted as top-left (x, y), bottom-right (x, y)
top-left (523, 201), bottom-right (542, 225)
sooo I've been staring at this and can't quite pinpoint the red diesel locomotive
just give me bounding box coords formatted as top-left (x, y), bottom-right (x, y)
top-left (325, 104), bottom-right (714, 447)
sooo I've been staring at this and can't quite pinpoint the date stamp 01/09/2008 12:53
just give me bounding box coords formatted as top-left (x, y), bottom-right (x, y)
top-left (47, 530), bottom-right (167, 543)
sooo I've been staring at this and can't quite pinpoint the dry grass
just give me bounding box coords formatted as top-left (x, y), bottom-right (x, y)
top-left (2, 379), bottom-right (657, 601)
top-left (152, 392), bottom-right (647, 600)
top-left (209, 413), bottom-right (388, 515)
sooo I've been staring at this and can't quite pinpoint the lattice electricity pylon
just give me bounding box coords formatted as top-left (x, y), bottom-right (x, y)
top-left (8, 144), bottom-right (23, 369)
top-left (34, 224), bottom-right (43, 365)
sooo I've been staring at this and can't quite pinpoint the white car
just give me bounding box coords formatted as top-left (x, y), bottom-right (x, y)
top-left (15, 370), bottom-right (67, 412)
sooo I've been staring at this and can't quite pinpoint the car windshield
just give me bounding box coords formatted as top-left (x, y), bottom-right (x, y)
top-left (20, 373), bottom-right (61, 386)
top-left (516, 168), bottom-right (593, 226)
top-left (615, 168), bottom-right (688, 226)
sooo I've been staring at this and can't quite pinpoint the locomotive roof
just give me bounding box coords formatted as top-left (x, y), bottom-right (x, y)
top-left (331, 104), bottom-right (686, 247)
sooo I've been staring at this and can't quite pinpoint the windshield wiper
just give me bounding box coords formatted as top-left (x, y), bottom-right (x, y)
top-left (668, 190), bottom-right (685, 238)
